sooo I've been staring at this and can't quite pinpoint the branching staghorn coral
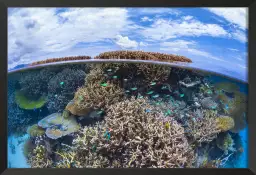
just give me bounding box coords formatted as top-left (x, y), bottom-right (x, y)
top-left (186, 110), bottom-right (234, 144)
top-left (137, 63), bottom-right (171, 83)
top-left (84, 67), bottom-right (106, 85)
top-left (28, 145), bottom-right (53, 168)
top-left (72, 97), bottom-right (196, 168)
top-left (186, 114), bottom-right (221, 144)
top-left (74, 81), bottom-right (125, 110)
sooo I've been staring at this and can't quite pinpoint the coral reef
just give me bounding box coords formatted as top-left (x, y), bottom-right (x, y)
top-left (18, 68), bottom-right (55, 99)
top-left (216, 133), bottom-right (235, 155)
top-left (137, 64), bottom-right (171, 83)
top-left (30, 56), bottom-right (91, 66)
top-left (27, 124), bottom-right (45, 137)
top-left (27, 145), bottom-right (53, 168)
top-left (74, 81), bottom-right (125, 110)
top-left (71, 97), bottom-right (195, 168)
top-left (23, 138), bottom-right (36, 158)
top-left (214, 82), bottom-right (240, 93)
top-left (15, 90), bottom-right (47, 110)
top-left (38, 112), bottom-right (80, 139)
top-left (201, 97), bottom-right (218, 110)
top-left (65, 100), bottom-right (91, 117)
top-left (186, 113), bottom-right (220, 144)
top-left (47, 68), bottom-right (86, 113)
top-left (94, 50), bottom-right (192, 63)
top-left (8, 60), bottom-right (247, 169)
top-left (8, 91), bottom-right (35, 136)
top-left (215, 116), bottom-right (235, 132)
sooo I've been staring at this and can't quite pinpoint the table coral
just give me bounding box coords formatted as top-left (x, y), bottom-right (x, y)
top-left (38, 112), bottom-right (80, 139)
top-left (15, 90), bottom-right (47, 110)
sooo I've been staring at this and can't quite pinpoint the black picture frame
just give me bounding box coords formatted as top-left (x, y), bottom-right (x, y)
top-left (1, 0), bottom-right (255, 175)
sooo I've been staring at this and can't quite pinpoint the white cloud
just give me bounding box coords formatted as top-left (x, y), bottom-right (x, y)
top-left (134, 8), bottom-right (181, 15)
top-left (139, 41), bottom-right (148, 47)
top-left (228, 48), bottom-right (239, 52)
top-left (160, 40), bottom-right (224, 61)
top-left (141, 16), bottom-right (153, 22)
top-left (8, 8), bottom-right (130, 68)
top-left (141, 17), bottom-right (228, 41)
top-left (114, 35), bottom-right (138, 49)
top-left (182, 15), bottom-right (193, 21)
top-left (206, 8), bottom-right (247, 30)
top-left (231, 29), bottom-right (247, 43)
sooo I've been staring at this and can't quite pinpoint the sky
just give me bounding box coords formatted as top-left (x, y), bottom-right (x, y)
top-left (8, 8), bottom-right (248, 81)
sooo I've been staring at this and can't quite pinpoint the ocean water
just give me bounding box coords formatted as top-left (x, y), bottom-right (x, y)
top-left (7, 62), bottom-right (248, 168)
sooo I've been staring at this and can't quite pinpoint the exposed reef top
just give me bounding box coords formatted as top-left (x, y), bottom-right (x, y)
top-left (29, 50), bottom-right (192, 66)
top-left (95, 50), bottom-right (192, 63)
top-left (30, 56), bottom-right (92, 66)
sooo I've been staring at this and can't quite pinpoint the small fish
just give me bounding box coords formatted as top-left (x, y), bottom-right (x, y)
top-left (113, 75), bottom-right (118, 79)
top-left (137, 95), bottom-right (144, 99)
top-left (147, 91), bottom-right (154, 95)
top-left (145, 109), bottom-right (151, 113)
top-left (79, 95), bottom-right (83, 100)
top-left (165, 122), bottom-right (171, 129)
top-left (107, 69), bottom-right (112, 72)
top-left (156, 102), bottom-right (160, 105)
top-left (180, 94), bottom-right (185, 98)
top-left (161, 86), bottom-right (168, 90)
top-left (123, 79), bottom-right (128, 82)
top-left (60, 82), bottom-right (64, 85)
top-left (103, 74), bottom-right (108, 77)
top-left (152, 94), bottom-right (159, 98)
top-left (125, 90), bottom-right (130, 93)
top-left (33, 108), bottom-right (37, 112)
top-left (164, 94), bottom-right (170, 98)
top-left (207, 90), bottom-right (212, 94)
top-left (97, 110), bottom-right (104, 115)
top-left (150, 82), bottom-right (156, 86)
top-left (131, 87), bottom-right (137, 91)
top-left (92, 145), bottom-right (97, 152)
top-left (166, 109), bottom-right (172, 115)
top-left (39, 109), bottom-right (42, 112)
top-left (101, 83), bottom-right (108, 87)
top-left (54, 94), bottom-right (58, 97)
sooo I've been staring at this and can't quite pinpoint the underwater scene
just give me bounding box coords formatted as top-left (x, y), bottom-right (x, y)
top-left (7, 62), bottom-right (248, 168)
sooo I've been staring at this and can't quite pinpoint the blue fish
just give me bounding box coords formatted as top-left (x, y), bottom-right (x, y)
top-left (33, 108), bottom-right (36, 112)
top-left (145, 109), bottom-right (151, 113)
top-left (152, 94), bottom-right (159, 98)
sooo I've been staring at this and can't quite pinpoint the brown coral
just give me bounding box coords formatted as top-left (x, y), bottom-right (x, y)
top-left (187, 110), bottom-right (220, 143)
top-left (215, 116), bottom-right (235, 132)
top-left (226, 91), bottom-right (247, 133)
top-left (72, 97), bottom-right (195, 168)
top-left (27, 124), bottom-right (45, 137)
top-left (137, 63), bottom-right (171, 83)
top-left (94, 50), bottom-right (192, 63)
top-left (74, 82), bottom-right (125, 110)
top-left (216, 133), bottom-right (235, 155)
top-left (30, 56), bottom-right (91, 66)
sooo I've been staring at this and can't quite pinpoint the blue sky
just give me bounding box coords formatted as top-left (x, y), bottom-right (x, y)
top-left (8, 8), bottom-right (248, 81)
